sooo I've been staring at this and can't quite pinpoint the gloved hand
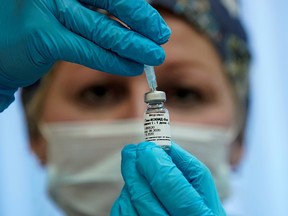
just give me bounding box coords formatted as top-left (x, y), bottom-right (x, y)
top-left (111, 142), bottom-right (226, 216)
top-left (0, 0), bottom-right (170, 112)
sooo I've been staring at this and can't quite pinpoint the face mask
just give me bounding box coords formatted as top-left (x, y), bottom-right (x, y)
top-left (40, 119), bottom-right (236, 216)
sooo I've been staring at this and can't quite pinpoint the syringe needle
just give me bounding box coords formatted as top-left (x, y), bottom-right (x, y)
top-left (144, 65), bottom-right (157, 91)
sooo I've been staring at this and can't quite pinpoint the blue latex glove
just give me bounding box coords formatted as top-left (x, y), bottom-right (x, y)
top-left (111, 142), bottom-right (226, 216)
top-left (0, 0), bottom-right (170, 112)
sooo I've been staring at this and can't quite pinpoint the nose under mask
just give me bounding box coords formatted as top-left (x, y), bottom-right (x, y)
top-left (40, 119), bottom-right (236, 216)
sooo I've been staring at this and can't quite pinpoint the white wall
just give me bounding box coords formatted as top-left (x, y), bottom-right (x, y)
top-left (239, 0), bottom-right (288, 215)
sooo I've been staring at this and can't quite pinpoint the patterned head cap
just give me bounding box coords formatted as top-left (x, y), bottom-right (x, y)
top-left (149, 0), bottom-right (251, 108)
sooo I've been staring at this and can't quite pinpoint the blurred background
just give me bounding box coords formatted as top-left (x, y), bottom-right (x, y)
top-left (237, 0), bottom-right (288, 215)
top-left (1, 0), bottom-right (288, 215)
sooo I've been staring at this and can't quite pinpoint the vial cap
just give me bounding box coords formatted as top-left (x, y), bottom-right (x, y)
top-left (144, 91), bottom-right (166, 103)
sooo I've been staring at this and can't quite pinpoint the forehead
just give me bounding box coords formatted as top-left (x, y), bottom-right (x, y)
top-left (158, 11), bottom-right (227, 88)
top-left (161, 11), bottom-right (221, 65)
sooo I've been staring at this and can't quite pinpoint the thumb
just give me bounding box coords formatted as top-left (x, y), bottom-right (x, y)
top-left (169, 142), bottom-right (226, 215)
top-left (135, 142), bottom-right (215, 216)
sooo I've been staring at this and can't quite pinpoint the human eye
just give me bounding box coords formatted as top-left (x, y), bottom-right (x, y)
top-left (77, 83), bottom-right (126, 108)
top-left (161, 85), bottom-right (206, 110)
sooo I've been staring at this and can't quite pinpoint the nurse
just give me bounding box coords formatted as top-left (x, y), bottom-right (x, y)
top-left (21, 0), bottom-right (250, 215)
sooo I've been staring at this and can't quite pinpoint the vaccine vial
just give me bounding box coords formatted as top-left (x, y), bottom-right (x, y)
top-left (144, 90), bottom-right (171, 150)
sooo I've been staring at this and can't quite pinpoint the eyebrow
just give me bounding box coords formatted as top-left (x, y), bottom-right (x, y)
top-left (161, 57), bottom-right (209, 70)
top-left (159, 59), bottom-right (213, 77)
top-left (156, 60), bottom-right (222, 88)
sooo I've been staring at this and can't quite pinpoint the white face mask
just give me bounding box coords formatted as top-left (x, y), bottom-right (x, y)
top-left (40, 119), bottom-right (235, 216)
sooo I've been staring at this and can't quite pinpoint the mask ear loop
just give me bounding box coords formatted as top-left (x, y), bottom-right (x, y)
top-left (224, 123), bottom-right (239, 147)
top-left (227, 85), bottom-right (247, 169)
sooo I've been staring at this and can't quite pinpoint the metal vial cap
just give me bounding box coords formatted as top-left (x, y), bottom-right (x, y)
top-left (144, 90), bottom-right (166, 103)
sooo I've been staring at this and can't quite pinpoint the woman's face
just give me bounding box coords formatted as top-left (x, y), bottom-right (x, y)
top-left (41, 12), bottom-right (236, 129)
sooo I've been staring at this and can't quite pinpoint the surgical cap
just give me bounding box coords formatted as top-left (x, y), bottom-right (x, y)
top-left (149, 0), bottom-right (251, 107)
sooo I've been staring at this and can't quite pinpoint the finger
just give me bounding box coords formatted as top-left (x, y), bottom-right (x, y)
top-left (79, 0), bottom-right (171, 44)
top-left (110, 186), bottom-right (138, 216)
top-left (121, 144), bottom-right (169, 216)
top-left (54, 0), bottom-right (165, 66)
top-left (42, 26), bottom-right (144, 76)
top-left (169, 142), bottom-right (225, 215)
top-left (136, 142), bottom-right (214, 216)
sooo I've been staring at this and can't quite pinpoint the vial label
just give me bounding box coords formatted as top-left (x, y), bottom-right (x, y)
top-left (144, 112), bottom-right (171, 149)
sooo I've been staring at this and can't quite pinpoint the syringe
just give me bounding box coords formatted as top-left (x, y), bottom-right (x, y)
top-left (144, 65), bottom-right (157, 91)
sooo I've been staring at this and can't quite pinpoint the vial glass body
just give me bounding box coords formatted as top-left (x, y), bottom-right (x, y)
top-left (144, 102), bottom-right (171, 150)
